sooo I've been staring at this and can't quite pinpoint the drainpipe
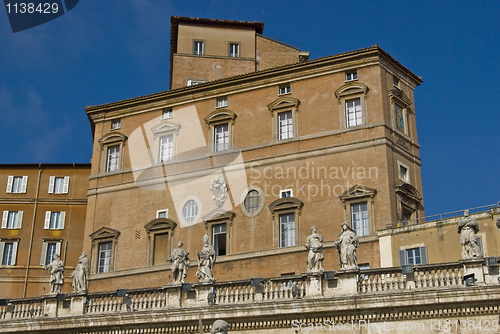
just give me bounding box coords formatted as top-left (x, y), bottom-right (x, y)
top-left (23, 164), bottom-right (42, 297)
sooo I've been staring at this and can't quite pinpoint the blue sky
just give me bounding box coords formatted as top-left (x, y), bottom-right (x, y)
top-left (0, 0), bottom-right (499, 216)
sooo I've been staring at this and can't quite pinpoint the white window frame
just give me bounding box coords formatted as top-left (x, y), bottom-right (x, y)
top-left (399, 246), bottom-right (428, 266)
top-left (345, 97), bottom-right (363, 127)
top-left (6, 176), bottom-right (28, 194)
top-left (111, 119), bottom-right (121, 130)
top-left (279, 213), bottom-right (295, 247)
top-left (182, 200), bottom-right (199, 223)
top-left (279, 85), bottom-right (291, 95)
top-left (40, 241), bottom-right (61, 266)
top-left (335, 82), bottom-right (369, 129)
top-left (280, 189), bottom-right (293, 198)
top-left (162, 109), bottom-right (172, 119)
top-left (193, 40), bottom-right (204, 55)
top-left (156, 209), bottom-right (168, 219)
top-left (159, 134), bottom-right (174, 162)
top-left (180, 196), bottom-right (202, 226)
top-left (2, 211), bottom-right (23, 229)
top-left (214, 123), bottom-right (229, 152)
top-left (345, 70), bottom-right (358, 82)
top-left (106, 145), bottom-right (120, 172)
top-left (351, 202), bottom-right (369, 237)
top-left (97, 241), bottom-right (113, 273)
top-left (0, 241), bottom-right (18, 266)
top-left (229, 42), bottom-right (239, 57)
top-left (48, 176), bottom-right (70, 194)
top-left (44, 211), bottom-right (66, 230)
top-left (187, 79), bottom-right (206, 87)
top-left (278, 111), bottom-right (293, 140)
top-left (216, 97), bottom-right (228, 108)
top-left (398, 161), bottom-right (410, 183)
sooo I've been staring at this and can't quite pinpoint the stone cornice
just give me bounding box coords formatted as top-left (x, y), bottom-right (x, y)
top-left (0, 198), bottom-right (87, 205)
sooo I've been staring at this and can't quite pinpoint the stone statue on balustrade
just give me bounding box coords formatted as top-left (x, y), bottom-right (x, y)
top-left (305, 226), bottom-right (324, 273)
top-left (458, 210), bottom-right (482, 259)
top-left (70, 252), bottom-right (89, 293)
top-left (211, 319), bottom-right (229, 334)
top-left (44, 253), bottom-right (65, 294)
top-left (196, 235), bottom-right (216, 283)
top-left (335, 223), bottom-right (359, 270)
top-left (168, 241), bottom-right (190, 284)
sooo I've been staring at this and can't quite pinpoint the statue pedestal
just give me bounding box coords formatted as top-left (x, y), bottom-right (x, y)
top-left (42, 293), bottom-right (58, 317)
top-left (163, 283), bottom-right (182, 308)
top-left (68, 292), bottom-right (87, 315)
top-left (461, 258), bottom-right (485, 284)
top-left (335, 268), bottom-right (359, 295)
top-left (303, 273), bottom-right (323, 297)
top-left (185, 282), bottom-right (214, 307)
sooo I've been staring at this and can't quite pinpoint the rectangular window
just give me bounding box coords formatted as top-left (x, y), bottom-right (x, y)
top-left (40, 241), bottom-right (61, 266)
top-left (187, 80), bottom-right (206, 87)
top-left (279, 213), bottom-right (295, 247)
top-left (395, 104), bottom-right (405, 131)
top-left (351, 202), bottom-right (369, 236)
top-left (346, 70), bottom-right (358, 81)
top-left (162, 109), bottom-right (172, 119)
top-left (278, 111), bottom-right (293, 140)
top-left (0, 242), bottom-right (18, 266)
top-left (111, 119), bottom-right (121, 130)
top-left (156, 209), bottom-right (168, 218)
top-left (98, 241), bottom-right (113, 273)
top-left (229, 43), bottom-right (239, 57)
top-left (153, 232), bottom-right (169, 265)
top-left (6, 176), bottom-right (28, 194)
top-left (398, 161), bottom-right (409, 183)
top-left (279, 85), bottom-right (291, 95)
top-left (214, 123), bottom-right (229, 152)
top-left (159, 134), bottom-right (174, 162)
top-left (346, 98), bottom-right (362, 127)
top-left (393, 76), bottom-right (400, 87)
top-left (48, 176), bottom-right (69, 194)
top-left (2, 211), bottom-right (23, 229)
top-left (399, 246), bottom-right (428, 266)
top-left (216, 97), bottom-right (228, 108)
top-left (44, 211), bottom-right (66, 230)
top-left (194, 41), bottom-right (204, 55)
top-left (106, 145), bottom-right (120, 172)
top-left (280, 189), bottom-right (293, 198)
top-left (212, 224), bottom-right (227, 256)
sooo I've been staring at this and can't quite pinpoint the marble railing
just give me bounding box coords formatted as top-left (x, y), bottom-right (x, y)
top-left (358, 262), bottom-right (465, 293)
top-left (0, 259), bottom-right (494, 321)
top-left (0, 297), bottom-right (44, 320)
top-left (214, 275), bottom-right (306, 305)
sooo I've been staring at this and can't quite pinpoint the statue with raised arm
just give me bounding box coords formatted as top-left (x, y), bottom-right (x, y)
top-left (305, 226), bottom-right (324, 273)
top-left (458, 210), bottom-right (482, 259)
top-left (335, 223), bottom-right (359, 270)
top-left (196, 235), bottom-right (216, 283)
top-left (70, 252), bottom-right (89, 293)
top-left (168, 241), bottom-right (190, 283)
top-left (45, 253), bottom-right (65, 293)
top-left (211, 319), bottom-right (229, 334)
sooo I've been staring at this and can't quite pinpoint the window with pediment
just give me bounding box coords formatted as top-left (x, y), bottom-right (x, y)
top-left (204, 109), bottom-right (237, 153)
top-left (151, 121), bottom-right (181, 163)
top-left (389, 89), bottom-right (413, 137)
top-left (267, 96), bottom-right (300, 142)
top-left (335, 82), bottom-right (369, 129)
top-left (395, 183), bottom-right (422, 224)
top-left (339, 185), bottom-right (377, 237)
top-left (202, 210), bottom-right (235, 256)
top-left (269, 197), bottom-right (304, 248)
top-left (90, 227), bottom-right (120, 274)
top-left (98, 132), bottom-right (127, 173)
top-left (144, 218), bottom-right (176, 266)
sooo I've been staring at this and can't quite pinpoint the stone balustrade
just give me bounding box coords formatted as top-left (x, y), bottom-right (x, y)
top-left (0, 260), bottom-right (496, 322)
